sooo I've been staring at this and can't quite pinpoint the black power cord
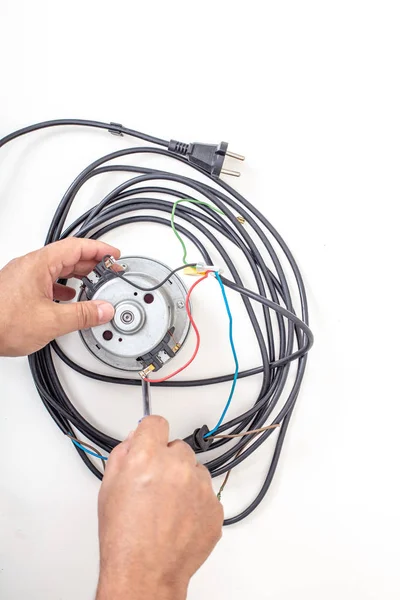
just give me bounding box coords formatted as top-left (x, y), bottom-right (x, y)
top-left (0, 119), bottom-right (313, 525)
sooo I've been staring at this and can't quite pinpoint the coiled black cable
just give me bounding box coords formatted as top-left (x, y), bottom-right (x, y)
top-left (0, 119), bottom-right (313, 525)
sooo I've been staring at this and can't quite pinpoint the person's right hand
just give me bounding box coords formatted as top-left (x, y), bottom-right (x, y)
top-left (96, 416), bottom-right (224, 600)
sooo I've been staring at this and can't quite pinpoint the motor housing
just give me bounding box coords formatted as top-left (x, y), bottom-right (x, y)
top-left (78, 256), bottom-right (190, 372)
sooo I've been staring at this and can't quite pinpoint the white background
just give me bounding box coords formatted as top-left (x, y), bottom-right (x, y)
top-left (0, 1), bottom-right (399, 598)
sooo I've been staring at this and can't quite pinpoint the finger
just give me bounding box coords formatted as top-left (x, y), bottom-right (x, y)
top-left (196, 462), bottom-right (213, 482)
top-left (105, 440), bottom-right (130, 475)
top-left (59, 260), bottom-right (99, 279)
top-left (128, 416), bottom-right (169, 450)
top-left (53, 283), bottom-right (76, 301)
top-left (52, 299), bottom-right (115, 336)
top-left (168, 440), bottom-right (197, 465)
top-left (43, 238), bottom-right (121, 281)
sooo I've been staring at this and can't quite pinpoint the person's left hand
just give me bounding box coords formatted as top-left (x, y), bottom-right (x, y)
top-left (0, 238), bottom-right (120, 357)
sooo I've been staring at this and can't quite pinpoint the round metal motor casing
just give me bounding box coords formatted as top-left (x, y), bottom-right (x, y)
top-left (78, 256), bottom-right (190, 371)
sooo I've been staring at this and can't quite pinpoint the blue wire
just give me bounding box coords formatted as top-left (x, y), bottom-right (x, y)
top-left (204, 272), bottom-right (239, 438)
top-left (71, 438), bottom-right (108, 461)
top-left (70, 274), bottom-right (237, 446)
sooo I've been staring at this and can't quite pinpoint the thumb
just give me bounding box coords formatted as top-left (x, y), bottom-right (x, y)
top-left (53, 300), bottom-right (115, 336)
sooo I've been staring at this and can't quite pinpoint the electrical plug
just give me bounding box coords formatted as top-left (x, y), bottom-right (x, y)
top-left (168, 139), bottom-right (244, 178)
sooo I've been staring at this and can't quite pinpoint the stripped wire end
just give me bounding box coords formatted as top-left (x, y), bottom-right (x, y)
top-left (139, 364), bottom-right (155, 379)
top-left (184, 264), bottom-right (222, 276)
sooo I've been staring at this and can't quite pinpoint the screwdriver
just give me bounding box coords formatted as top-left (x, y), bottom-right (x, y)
top-left (141, 379), bottom-right (151, 417)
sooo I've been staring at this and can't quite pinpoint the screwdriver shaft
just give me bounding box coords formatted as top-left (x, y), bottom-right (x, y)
top-left (142, 379), bottom-right (151, 416)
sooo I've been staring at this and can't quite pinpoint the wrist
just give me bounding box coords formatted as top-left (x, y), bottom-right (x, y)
top-left (0, 304), bottom-right (15, 356)
top-left (0, 313), bottom-right (7, 356)
top-left (96, 567), bottom-right (188, 600)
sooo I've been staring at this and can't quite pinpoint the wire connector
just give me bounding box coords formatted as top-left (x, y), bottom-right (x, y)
top-left (139, 364), bottom-right (155, 378)
top-left (184, 263), bottom-right (222, 276)
top-left (81, 255), bottom-right (122, 300)
top-left (168, 140), bottom-right (244, 179)
top-left (183, 425), bottom-right (213, 452)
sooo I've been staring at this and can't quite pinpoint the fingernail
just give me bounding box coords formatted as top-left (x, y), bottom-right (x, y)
top-left (96, 302), bottom-right (115, 324)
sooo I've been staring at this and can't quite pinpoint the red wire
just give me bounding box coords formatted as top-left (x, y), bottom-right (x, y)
top-left (142, 272), bottom-right (210, 383)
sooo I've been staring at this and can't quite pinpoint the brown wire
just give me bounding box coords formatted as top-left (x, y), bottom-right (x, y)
top-left (212, 423), bottom-right (280, 440)
top-left (66, 434), bottom-right (106, 471)
top-left (217, 442), bottom-right (249, 500)
top-left (216, 424), bottom-right (280, 500)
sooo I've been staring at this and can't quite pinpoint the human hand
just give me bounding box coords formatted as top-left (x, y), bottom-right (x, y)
top-left (97, 416), bottom-right (223, 600)
top-left (0, 238), bottom-right (120, 357)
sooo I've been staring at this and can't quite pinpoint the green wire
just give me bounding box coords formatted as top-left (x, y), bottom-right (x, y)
top-left (171, 198), bottom-right (225, 264)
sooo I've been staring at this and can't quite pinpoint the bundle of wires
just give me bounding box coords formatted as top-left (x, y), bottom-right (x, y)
top-left (0, 119), bottom-right (313, 525)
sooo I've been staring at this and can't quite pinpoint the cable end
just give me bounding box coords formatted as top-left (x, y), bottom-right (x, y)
top-left (168, 139), bottom-right (245, 179)
top-left (183, 425), bottom-right (213, 452)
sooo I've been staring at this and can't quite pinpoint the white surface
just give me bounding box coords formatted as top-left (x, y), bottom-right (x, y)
top-left (1, 1), bottom-right (399, 598)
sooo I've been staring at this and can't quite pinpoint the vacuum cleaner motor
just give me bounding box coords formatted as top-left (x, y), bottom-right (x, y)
top-left (78, 256), bottom-right (190, 372)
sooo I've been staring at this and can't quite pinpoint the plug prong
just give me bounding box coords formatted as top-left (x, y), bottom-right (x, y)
top-left (221, 168), bottom-right (241, 177)
top-left (226, 150), bottom-right (245, 161)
